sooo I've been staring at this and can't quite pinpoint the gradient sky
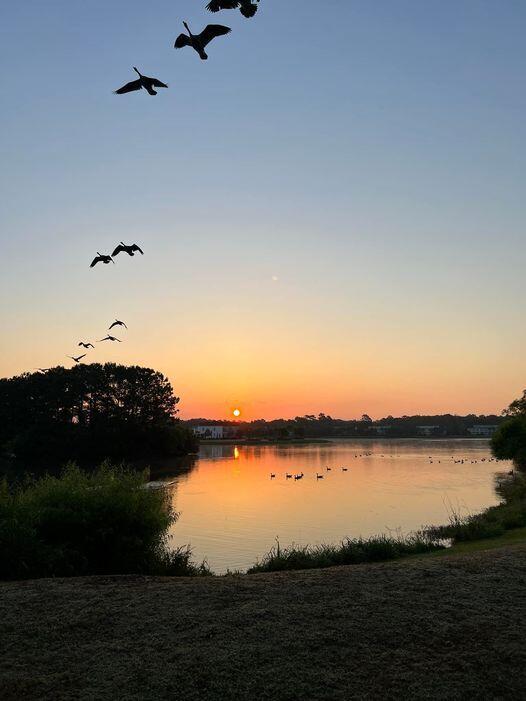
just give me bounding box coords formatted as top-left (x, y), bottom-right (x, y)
top-left (1, 1), bottom-right (525, 419)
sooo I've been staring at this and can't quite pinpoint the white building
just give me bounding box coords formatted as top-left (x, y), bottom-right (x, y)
top-left (417, 425), bottom-right (441, 437)
top-left (467, 425), bottom-right (499, 437)
top-left (192, 425), bottom-right (225, 439)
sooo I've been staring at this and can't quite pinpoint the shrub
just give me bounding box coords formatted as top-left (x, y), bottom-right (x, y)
top-left (0, 463), bottom-right (209, 580)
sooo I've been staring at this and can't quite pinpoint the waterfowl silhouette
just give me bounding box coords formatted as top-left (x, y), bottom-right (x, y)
top-left (109, 319), bottom-right (127, 331)
top-left (174, 22), bottom-right (231, 60)
top-left (68, 354), bottom-right (86, 364)
top-left (98, 335), bottom-right (121, 343)
top-left (90, 253), bottom-right (114, 268)
top-left (78, 342), bottom-right (95, 349)
top-left (112, 242), bottom-right (144, 257)
top-left (206, 0), bottom-right (259, 18)
top-left (114, 68), bottom-right (168, 96)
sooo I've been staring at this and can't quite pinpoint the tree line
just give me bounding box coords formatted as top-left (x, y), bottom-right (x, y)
top-left (0, 364), bottom-right (197, 465)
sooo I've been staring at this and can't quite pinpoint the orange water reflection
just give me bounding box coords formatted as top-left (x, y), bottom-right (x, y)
top-left (163, 439), bottom-right (508, 573)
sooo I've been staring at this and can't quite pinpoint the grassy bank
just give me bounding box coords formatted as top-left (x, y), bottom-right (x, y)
top-left (248, 534), bottom-right (443, 573)
top-left (1, 545), bottom-right (525, 700)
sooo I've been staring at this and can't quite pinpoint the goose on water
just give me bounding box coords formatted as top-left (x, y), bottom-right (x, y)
top-left (90, 253), bottom-right (114, 268)
top-left (206, 0), bottom-right (259, 18)
top-left (174, 22), bottom-right (231, 60)
top-left (112, 242), bottom-right (144, 257)
top-left (114, 68), bottom-right (168, 96)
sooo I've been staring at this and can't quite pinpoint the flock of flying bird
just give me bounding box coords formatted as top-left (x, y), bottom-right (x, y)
top-left (39, 0), bottom-right (262, 372)
top-left (114, 0), bottom-right (261, 96)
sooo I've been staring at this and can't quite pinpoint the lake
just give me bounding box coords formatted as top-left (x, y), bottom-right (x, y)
top-left (154, 439), bottom-right (509, 573)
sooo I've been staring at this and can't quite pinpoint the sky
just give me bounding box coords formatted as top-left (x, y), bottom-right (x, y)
top-left (1, 1), bottom-right (525, 420)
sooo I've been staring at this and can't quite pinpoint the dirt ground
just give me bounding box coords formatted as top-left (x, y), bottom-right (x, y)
top-left (1, 545), bottom-right (526, 701)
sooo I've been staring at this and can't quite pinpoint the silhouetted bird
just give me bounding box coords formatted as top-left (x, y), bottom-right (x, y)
top-left (109, 319), bottom-right (127, 330)
top-left (174, 22), bottom-right (231, 60)
top-left (68, 354), bottom-right (86, 363)
top-left (90, 253), bottom-right (114, 268)
top-left (98, 335), bottom-right (121, 343)
top-left (78, 342), bottom-right (95, 349)
top-left (206, 0), bottom-right (259, 18)
top-left (114, 68), bottom-right (168, 96)
top-left (112, 242), bottom-right (144, 257)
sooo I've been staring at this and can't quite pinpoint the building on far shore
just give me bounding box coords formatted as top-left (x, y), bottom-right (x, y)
top-left (467, 425), bottom-right (499, 438)
top-left (417, 425), bottom-right (442, 437)
top-left (192, 425), bottom-right (240, 440)
top-left (373, 425), bottom-right (392, 436)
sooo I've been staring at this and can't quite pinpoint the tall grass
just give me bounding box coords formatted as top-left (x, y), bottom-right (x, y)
top-left (248, 534), bottom-right (444, 574)
top-left (0, 463), bottom-right (210, 580)
top-left (425, 471), bottom-right (526, 543)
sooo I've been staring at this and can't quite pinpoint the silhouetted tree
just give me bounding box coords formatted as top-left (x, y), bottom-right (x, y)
top-left (0, 364), bottom-right (197, 465)
top-left (491, 390), bottom-right (526, 470)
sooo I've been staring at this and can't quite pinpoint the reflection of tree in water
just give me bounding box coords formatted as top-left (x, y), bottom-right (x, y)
top-left (146, 454), bottom-right (199, 483)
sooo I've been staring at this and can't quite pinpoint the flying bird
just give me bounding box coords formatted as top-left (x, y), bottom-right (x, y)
top-left (78, 342), bottom-right (95, 349)
top-left (206, 0), bottom-right (259, 18)
top-left (68, 355), bottom-right (86, 364)
top-left (174, 22), bottom-right (231, 60)
top-left (90, 253), bottom-right (114, 268)
top-left (114, 67), bottom-right (168, 96)
top-left (109, 319), bottom-right (127, 330)
top-left (98, 335), bottom-right (121, 343)
top-left (112, 242), bottom-right (144, 257)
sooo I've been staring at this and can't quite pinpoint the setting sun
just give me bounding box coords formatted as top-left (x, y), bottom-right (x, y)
top-left (233, 409), bottom-right (241, 418)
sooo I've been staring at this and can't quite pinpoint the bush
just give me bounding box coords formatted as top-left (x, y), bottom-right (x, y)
top-left (248, 534), bottom-right (443, 574)
top-left (491, 415), bottom-right (526, 470)
top-left (0, 463), bottom-right (209, 580)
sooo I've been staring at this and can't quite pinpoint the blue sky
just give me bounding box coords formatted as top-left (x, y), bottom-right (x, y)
top-left (1, 1), bottom-right (525, 418)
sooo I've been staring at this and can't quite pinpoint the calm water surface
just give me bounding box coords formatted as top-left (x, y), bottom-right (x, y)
top-left (155, 439), bottom-right (509, 573)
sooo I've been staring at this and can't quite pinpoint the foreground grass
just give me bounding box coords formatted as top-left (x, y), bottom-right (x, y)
top-left (1, 546), bottom-right (525, 700)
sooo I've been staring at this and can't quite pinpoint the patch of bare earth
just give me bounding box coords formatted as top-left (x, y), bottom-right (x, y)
top-left (1, 546), bottom-right (526, 700)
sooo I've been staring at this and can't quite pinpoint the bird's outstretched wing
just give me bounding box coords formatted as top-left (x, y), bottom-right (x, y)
top-left (206, 0), bottom-right (240, 11)
top-left (149, 78), bottom-right (168, 89)
top-left (114, 79), bottom-right (142, 95)
top-left (175, 33), bottom-right (191, 48)
top-left (98, 337), bottom-right (110, 342)
top-left (90, 256), bottom-right (101, 268)
top-left (78, 354), bottom-right (86, 361)
top-left (112, 245), bottom-right (126, 257)
top-left (200, 24), bottom-right (232, 47)
top-left (131, 244), bottom-right (144, 254)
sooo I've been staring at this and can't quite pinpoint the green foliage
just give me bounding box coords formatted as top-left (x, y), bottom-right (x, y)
top-left (0, 463), bottom-right (209, 580)
top-left (0, 364), bottom-right (198, 463)
top-left (491, 415), bottom-right (526, 469)
top-left (248, 534), bottom-right (443, 573)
